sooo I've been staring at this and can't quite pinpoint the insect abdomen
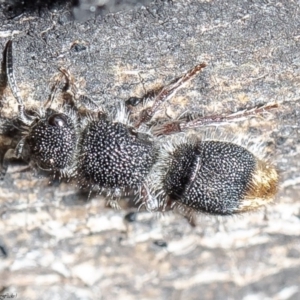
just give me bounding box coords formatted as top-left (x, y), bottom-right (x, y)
top-left (164, 141), bottom-right (278, 215)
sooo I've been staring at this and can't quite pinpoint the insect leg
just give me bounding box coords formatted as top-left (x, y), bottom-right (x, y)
top-left (153, 103), bottom-right (278, 136)
top-left (0, 137), bottom-right (28, 180)
top-left (125, 88), bottom-right (164, 111)
top-left (77, 95), bottom-right (100, 111)
top-left (134, 63), bottom-right (207, 128)
top-left (138, 184), bottom-right (161, 212)
top-left (44, 73), bottom-right (66, 109)
top-left (0, 149), bottom-right (15, 180)
top-left (58, 67), bottom-right (101, 112)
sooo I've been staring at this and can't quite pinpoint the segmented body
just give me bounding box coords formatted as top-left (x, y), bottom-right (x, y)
top-left (1, 40), bottom-right (278, 216)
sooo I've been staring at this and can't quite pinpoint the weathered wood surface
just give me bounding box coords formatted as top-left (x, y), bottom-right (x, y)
top-left (0, 1), bottom-right (300, 299)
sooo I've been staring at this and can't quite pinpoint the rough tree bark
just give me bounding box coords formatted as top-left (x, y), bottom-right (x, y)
top-left (0, 1), bottom-right (299, 299)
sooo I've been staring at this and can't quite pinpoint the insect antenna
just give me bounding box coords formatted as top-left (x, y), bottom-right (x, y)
top-left (5, 40), bottom-right (35, 125)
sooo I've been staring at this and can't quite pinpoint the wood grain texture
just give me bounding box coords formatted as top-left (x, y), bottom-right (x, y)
top-left (0, 1), bottom-right (299, 299)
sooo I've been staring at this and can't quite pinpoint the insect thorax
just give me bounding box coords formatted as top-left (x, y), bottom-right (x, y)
top-left (78, 118), bottom-right (156, 190)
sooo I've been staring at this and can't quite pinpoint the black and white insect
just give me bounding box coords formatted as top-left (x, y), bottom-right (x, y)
top-left (1, 40), bottom-right (278, 216)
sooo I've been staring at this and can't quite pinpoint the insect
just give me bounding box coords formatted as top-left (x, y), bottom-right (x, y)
top-left (1, 40), bottom-right (279, 216)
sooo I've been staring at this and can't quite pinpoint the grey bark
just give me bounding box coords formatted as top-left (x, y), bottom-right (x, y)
top-left (0, 1), bottom-right (299, 299)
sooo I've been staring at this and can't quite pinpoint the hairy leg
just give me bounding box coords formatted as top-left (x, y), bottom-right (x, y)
top-left (133, 63), bottom-right (207, 128)
top-left (153, 103), bottom-right (278, 136)
top-left (0, 138), bottom-right (25, 180)
top-left (58, 67), bottom-right (101, 112)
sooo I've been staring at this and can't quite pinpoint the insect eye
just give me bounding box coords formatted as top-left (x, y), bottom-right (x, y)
top-left (48, 113), bottom-right (68, 127)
